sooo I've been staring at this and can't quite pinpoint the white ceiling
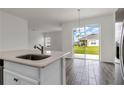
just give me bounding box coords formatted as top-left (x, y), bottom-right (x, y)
top-left (0, 8), bottom-right (116, 32)
top-left (0, 8), bottom-right (116, 24)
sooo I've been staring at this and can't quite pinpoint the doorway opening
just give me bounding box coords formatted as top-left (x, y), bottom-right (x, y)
top-left (72, 24), bottom-right (100, 60)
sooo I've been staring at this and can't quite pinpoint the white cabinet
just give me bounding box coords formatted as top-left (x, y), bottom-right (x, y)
top-left (4, 59), bottom-right (63, 85)
top-left (40, 59), bottom-right (62, 85)
top-left (4, 70), bottom-right (20, 85)
top-left (4, 69), bottom-right (39, 85)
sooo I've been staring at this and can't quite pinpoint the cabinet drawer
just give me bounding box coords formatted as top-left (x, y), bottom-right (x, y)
top-left (4, 61), bottom-right (39, 81)
top-left (4, 69), bottom-right (39, 85)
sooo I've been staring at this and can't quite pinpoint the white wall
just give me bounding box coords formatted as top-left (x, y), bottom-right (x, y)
top-left (62, 14), bottom-right (115, 63)
top-left (0, 11), bottom-right (28, 51)
top-left (29, 22), bottom-right (62, 32)
top-left (50, 31), bottom-right (62, 51)
top-left (29, 31), bottom-right (44, 49)
top-left (43, 31), bottom-right (62, 51)
top-left (29, 30), bottom-right (62, 51)
top-left (0, 12), bottom-right (2, 51)
top-left (28, 22), bottom-right (63, 51)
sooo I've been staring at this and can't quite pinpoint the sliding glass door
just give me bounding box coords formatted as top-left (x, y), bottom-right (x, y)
top-left (73, 24), bottom-right (100, 60)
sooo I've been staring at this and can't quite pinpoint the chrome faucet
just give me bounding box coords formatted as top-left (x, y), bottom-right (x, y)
top-left (34, 44), bottom-right (44, 54)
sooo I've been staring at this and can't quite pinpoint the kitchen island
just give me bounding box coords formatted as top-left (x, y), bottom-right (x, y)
top-left (0, 50), bottom-right (70, 85)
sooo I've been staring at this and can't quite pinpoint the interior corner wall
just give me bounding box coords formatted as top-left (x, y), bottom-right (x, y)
top-left (62, 14), bottom-right (115, 63)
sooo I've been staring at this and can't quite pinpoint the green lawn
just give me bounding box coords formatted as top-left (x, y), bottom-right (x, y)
top-left (73, 46), bottom-right (99, 55)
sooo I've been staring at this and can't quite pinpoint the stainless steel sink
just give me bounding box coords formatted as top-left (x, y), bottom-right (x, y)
top-left (16, 54), bottom-right (50, 61)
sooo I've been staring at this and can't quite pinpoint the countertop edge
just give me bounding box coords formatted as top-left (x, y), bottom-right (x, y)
top-left (1, 51), bottom-right (71, 68)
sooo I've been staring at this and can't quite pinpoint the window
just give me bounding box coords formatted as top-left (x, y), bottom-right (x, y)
top-left (45, 37), bottom-right (51, 47)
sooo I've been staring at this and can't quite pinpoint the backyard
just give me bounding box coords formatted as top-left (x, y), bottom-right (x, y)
top-left (73, 45), bottom-right (99, 55)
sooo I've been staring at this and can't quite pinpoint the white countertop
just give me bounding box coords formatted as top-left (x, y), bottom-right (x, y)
top-left (0, 49), bottom-right (70, 68)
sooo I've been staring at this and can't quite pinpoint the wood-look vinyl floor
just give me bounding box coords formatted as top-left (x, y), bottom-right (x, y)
top-left (66, 59), bottom-right (124, 85)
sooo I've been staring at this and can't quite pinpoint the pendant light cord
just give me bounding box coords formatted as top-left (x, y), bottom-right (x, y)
top-left (77, 8), bottom-right (86, 62)
top-left (77, 9), bottom-right (81, 33)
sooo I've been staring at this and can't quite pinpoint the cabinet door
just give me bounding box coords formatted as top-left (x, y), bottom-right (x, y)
top-left (4, 70), bottom-right (20, 85)
top-left (19, 76), bottom-right (39, 85)
top-left (20, 79), bottom-right (36, 85)
top-left (4, 69), bottom-right (39, 85)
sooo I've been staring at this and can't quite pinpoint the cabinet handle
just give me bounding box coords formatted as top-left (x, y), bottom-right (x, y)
top-left (13, 78), bottom-right (19, 82)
